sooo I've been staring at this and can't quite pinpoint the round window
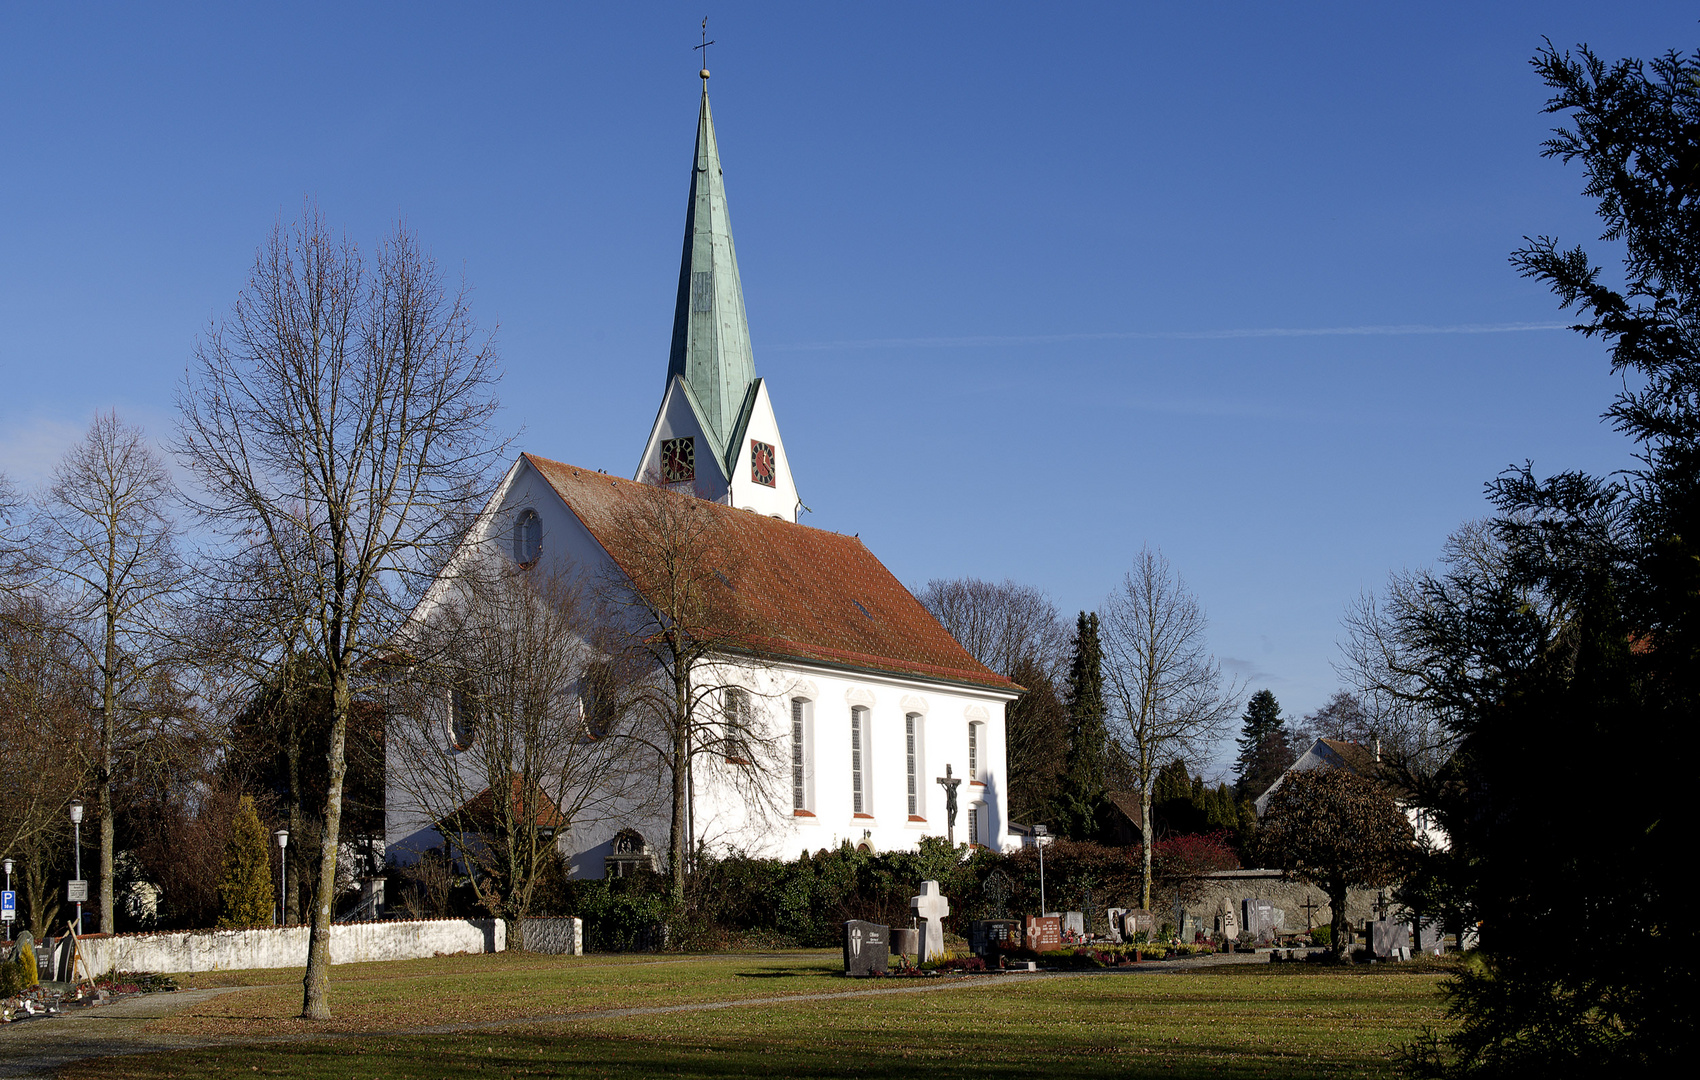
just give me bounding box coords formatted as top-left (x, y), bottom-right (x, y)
top-left (512, 508), bottom-right (542, 567)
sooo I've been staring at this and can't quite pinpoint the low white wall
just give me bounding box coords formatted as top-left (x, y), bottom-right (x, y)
top-left (520, 917), bottom-right (582, 955)
top-left (50, 918), bottom-right (504, 977)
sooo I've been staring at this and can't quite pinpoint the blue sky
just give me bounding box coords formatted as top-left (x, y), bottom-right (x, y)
top-left (3, 3), bottom-right (1692, 770)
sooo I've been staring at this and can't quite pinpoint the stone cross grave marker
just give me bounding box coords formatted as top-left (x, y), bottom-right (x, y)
top-left (1025, 914), bottom-right (1062, 952)
top-left (1104, 907), bottom-right (1128, 944)
top-left (910, 880), bottom-right (951, 963)
top-left (1300, 894), bottom-right (1321, 931)
top-left (843, 920), bottom-right (890, 976)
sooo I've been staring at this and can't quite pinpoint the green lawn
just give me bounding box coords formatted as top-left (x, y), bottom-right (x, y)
top-left (70, 954), bottom-right (1452, 1079)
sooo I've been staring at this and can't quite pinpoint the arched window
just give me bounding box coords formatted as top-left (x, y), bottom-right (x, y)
top-left (449, 685), bottom-right (478, 751)
top-left (851, 705), bottom-right (870, 816)
top-left (512, 508), bottom-right (542, 567)
top-left (579, 661), bottom-right (618, 740)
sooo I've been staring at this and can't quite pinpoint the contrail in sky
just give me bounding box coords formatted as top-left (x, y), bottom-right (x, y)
top-left (771, 321), bottom-right (1571, 351)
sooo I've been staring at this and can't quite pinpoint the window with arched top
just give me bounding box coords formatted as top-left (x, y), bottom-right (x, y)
top-left (448, 685), bottom-right (478, 751)
top-left (512, 508), bottom-right (542, 567)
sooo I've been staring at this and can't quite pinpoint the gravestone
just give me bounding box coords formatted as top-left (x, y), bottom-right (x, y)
top-left (1104, 907), bottom-right (1128, 943)
top-left (1127, 909), bottom-right (1155, 939)
top-left (1371, 918), bottom-right (1411, 959)
top-left (1217, 897), bottom-right (1240, 941)
top-left (969, 919), bottom-right (1021, 958)
top-left (1242, 898), bottom-right (1277, 939)
top-left (1062, 911), bottom-right (1085, 939)
top-left (1025, 914), bottom-right (1062, 952)
top-left (891, 927), bottom-right (919, 959)
top-left (910, 880), bottom-right (951, 963)
top-left (842, 920), bottom-right (890, 976)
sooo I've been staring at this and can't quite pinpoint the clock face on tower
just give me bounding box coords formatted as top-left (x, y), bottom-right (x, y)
top-left (750, 440), bottom-right (776, 487)
top-left (661, 436), bottom-right (695, 483)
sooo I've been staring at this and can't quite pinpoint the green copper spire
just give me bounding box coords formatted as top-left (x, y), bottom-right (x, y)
top-left (667, 81), bottom-right (758, 466)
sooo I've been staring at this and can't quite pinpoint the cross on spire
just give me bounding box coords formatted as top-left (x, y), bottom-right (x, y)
top-left (695, 17), bottom-right (714, 80)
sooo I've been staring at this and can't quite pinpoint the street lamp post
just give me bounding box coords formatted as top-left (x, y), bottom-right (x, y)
top-left (3, 857), bottom-right (13, 942)
top-left (69, 799), bottom-right (84, 935)
top-left (274, 829), bottom-right (289, 926)
top-left (1033, 824), bottom-right (1050, 914)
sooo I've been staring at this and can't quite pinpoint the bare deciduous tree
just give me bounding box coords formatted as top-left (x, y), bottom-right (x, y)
top-left (389, 560), bottom-right (642, 949)
top-left (915, 577), bottom-right (1070, 681)
top-left (176, 207), bottom-right (505, 1019)
top-left (597, 480), bottom-right (784, 905)
top-left (0, 595), bottom-right (90, 935)
top-left (1099, 547), bottom-right (1241, 910)
top-left (34, 412), bottom-right (182, 932)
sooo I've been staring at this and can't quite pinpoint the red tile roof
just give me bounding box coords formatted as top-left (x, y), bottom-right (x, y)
top-left (523, 454), bottom-right (1020, 694)
top-left (441, 774), bottom-right (568, 832)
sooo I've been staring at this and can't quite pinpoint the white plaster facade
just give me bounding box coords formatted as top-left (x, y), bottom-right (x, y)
top-left (385, 454), bottom-right (1018, 879)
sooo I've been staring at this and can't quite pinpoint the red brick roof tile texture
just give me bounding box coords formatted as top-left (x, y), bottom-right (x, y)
top-left (524, 454), bottom-right (1019, 694)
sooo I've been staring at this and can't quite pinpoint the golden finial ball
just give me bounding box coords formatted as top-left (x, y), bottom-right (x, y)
top-left (700, 69), bottom-right (711, 80)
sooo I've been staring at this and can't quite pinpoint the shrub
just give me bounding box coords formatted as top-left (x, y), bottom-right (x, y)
top-left (216, 795), bottom-right (275, 929)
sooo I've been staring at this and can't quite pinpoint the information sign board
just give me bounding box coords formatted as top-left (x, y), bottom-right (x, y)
top-left (0, 889), bottom-right (14, 921)
top-left (66, 879), bottom-right (89, 903)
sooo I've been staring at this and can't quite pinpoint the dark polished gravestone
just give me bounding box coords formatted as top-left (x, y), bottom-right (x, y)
top-left (1025, 914), bottom-right (1063, 952)
top-left (969, 919), bottom-right (1022, 958)
top-left (843, 920), bottom-right (890, 976)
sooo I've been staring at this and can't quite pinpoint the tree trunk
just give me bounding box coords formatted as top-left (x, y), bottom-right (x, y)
top-left (1329, 879), bottom-right (1349, 961)
top-left (99, 613), bottom-right (117, 934)
top-left (668, 666), bottom-right (690, 906)
top-left (301, 667), bottom-right (350, 1020)
top-left (285, 712), bottom-right (303, 926)
top-left (1140, 785), bottom-right (1155, 912)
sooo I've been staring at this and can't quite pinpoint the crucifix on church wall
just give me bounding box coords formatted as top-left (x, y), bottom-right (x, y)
top-left (936, 764), bottom-right (962, 846)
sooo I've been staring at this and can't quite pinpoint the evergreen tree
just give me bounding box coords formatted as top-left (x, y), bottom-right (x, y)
top-left (1233, 689), bottom-right (1292, 800)
top-left (217, 795), bottom-right (275, 929)
top-left (1396, 40), bottom-right (1698, 1075)
top-left (1056, 612), bottom-right (1110, 839)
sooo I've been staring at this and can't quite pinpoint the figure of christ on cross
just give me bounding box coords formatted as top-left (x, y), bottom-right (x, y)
top-left (936, 764), bottom-right (962, 845)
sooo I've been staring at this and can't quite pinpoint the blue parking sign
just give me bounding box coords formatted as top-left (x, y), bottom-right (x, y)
top-left (1, 890), bottom-right (14, 921)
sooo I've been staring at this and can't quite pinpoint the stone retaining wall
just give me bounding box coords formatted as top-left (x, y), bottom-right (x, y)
top-left (519, 917), bottom-right (583, 955)
top-left (1182, 869), bottom-right (1381, 938)
top-left (44, 917), bottom-right (504, 977)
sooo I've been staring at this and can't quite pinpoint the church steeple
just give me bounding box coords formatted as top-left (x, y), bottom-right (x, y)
top-left (637, 75), bottom-right (801, 523)
top-left (666, 83), bottom-right (757, 461)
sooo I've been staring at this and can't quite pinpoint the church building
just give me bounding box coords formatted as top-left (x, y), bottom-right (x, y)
top-left (385, 74), bottom-right (1019, 877)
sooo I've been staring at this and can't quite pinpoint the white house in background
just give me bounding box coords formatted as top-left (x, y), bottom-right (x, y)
top-left (1255, 737), bottom-right (1450, 851)
top-left (384, 74), bottom-right (1021, 877)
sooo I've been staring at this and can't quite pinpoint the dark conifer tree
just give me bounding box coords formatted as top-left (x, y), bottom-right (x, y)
top-left (1232, 689), bottom-right (1292, 800)
top-left (1057, 612), bottom-right (1110, 839)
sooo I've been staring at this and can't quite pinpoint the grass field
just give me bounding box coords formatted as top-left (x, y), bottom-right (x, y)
top-left (63, 953), bottom-right (1454, 1079)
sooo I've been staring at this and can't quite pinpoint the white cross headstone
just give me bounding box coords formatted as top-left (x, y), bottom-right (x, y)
top-left (910, 880), bottom-right (951, 963)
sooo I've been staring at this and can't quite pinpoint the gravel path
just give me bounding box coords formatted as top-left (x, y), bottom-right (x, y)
top-left (0, 950), bottom-right (1270, 1077)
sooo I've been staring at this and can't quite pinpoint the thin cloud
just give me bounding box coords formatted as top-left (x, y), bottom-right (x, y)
top-left (771, 321), bottom-right (1570, 352)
